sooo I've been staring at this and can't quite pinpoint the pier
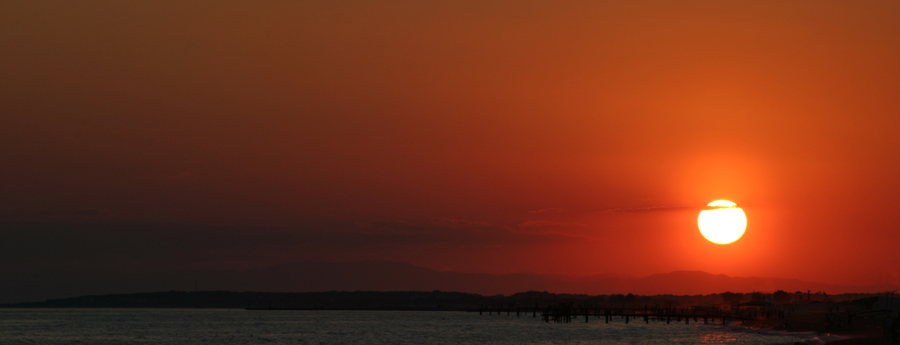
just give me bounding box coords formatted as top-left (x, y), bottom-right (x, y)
top-left (477, 303), bottom-right (748, 324)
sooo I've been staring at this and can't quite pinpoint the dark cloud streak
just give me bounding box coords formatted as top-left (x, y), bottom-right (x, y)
top-left (0, 220), bottom-right (586, 273)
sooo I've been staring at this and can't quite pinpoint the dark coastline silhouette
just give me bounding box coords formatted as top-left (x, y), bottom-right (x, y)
top-left (3, 261), bottom-right (895, 305)
top-left (0, 289), bottom-right (890, 311)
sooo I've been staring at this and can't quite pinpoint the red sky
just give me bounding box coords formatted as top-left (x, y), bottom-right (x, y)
top-left (2, 0), bottom-right (900, 289)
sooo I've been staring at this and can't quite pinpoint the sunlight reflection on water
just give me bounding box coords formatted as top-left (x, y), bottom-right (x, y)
top-left (0, 309), bottom-right (826, 344)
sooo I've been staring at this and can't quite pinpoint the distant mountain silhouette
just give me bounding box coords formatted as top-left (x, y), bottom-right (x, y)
top-left (225, 261), bottom-right (628, 294)
top-left (2, 290), bottom-right (486, 310)
top-left (221, 261), bottom-right (881, 296)
top-left (1, 261), bottom-right (892, 304)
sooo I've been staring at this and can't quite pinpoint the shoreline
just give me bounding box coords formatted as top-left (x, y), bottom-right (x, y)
top-left (740, 318), bottom-right (884, 345)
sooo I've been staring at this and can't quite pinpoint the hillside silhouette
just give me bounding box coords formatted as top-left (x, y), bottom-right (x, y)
top-left (2, 261), bottom-right (892, 304)
top-left (200, 261), bottom-right (887, 296)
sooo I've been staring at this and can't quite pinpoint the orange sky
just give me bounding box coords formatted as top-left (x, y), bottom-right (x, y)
top-left (2, 0), bottom-right (900, 288)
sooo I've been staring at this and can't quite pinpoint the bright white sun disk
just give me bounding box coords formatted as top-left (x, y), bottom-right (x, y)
top-left (697, 200), bottom-right (747, 245)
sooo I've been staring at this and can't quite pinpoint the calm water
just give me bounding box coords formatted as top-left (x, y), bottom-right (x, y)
top-left (0, 309), bottom-right (837, 344)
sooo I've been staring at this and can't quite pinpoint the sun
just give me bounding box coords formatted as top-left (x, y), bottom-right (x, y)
top-left (697, 200), bottom-right (747, 244)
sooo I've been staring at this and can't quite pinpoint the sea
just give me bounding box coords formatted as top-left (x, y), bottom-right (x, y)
top-left (0, 309), bottom-right (843, 344)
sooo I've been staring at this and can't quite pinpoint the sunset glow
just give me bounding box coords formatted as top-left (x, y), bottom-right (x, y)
top-left (2, 0), bottom-right (900, 305)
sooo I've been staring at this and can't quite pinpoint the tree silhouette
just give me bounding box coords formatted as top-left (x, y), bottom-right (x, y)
top-left (750, 292), bottom-right (765, 301)
top-left (721, 291), bottom-right (743, 304)
top-left (773, 290), bottom-right (791, 303)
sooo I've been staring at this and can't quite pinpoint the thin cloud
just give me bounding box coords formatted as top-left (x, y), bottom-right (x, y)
top-left (528, 208), bottom-right (564, 214)
top-left (518, 220), bottom-right (585, 228)
top-left (0, 209), bottom-right (115, 221)
top-left (0, 219), bottom-right (590, 275)
top-left (599, 205), bottom-right (693, 213)
top-left (344, 220), bottom-right (584, 245)
top-left (428, 218), bottom-right (492, 228)
top-left (525, 230), bottom-right (594, 242)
